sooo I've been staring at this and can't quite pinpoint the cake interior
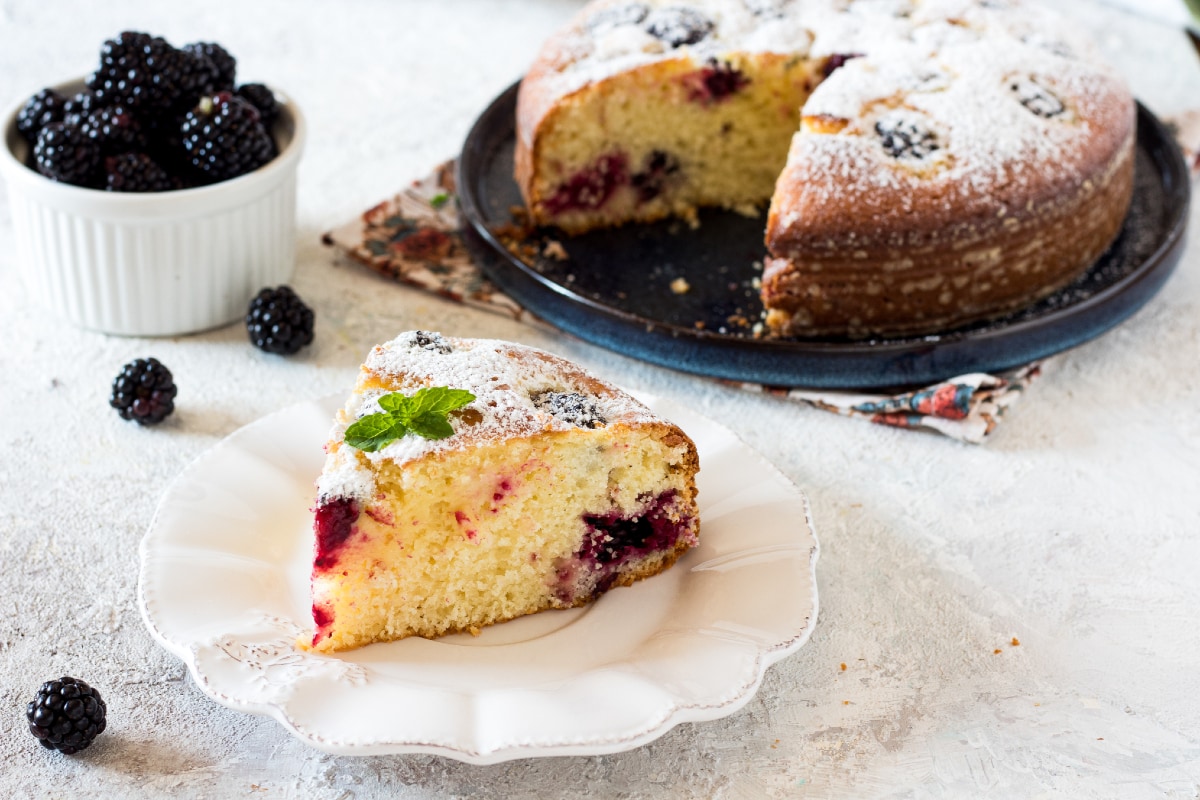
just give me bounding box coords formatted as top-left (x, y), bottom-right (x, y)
top-left (306, 426), bottom-right (698, 652)
top-left (529, 52), bottom-right (821, 232)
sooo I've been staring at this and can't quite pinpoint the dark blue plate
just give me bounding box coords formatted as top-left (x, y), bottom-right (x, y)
top-left (458, 81), bottom-right (1189, 390)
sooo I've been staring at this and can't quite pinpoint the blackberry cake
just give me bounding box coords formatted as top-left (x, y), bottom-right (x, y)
top-left (301, 331), bottom-right (700, 653)
top-left (515, 0), bottom-right (1136, 337)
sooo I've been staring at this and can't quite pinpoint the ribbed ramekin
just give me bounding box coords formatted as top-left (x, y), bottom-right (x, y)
top-left (0, 80), bottom-right (306, 337)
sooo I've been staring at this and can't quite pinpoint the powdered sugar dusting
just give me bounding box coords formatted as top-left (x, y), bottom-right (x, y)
top-left (316, 333), bottom-right (661, 502)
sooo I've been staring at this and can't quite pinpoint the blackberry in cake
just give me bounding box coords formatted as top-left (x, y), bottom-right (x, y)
top-left (516, 0), bottom-right (1136, 338)
top-left (301, 332), bottom-right (700, 652)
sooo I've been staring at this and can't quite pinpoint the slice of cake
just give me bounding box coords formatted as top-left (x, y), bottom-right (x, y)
top-left (300, 331), bottom-right (700, 653)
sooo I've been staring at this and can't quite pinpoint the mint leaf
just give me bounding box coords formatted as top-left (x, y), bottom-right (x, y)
top-left (407, 412), bottom-right (456, 440)
top-left (430, 192), bottom-right (450, 208)
top-left (377, 393), bottom-right (406, 413)
top-left (406, 387), bottom-right (476, 418)
top-left (343, 388), bottom-right (476, 451)
top-left (345, 414), bottom-right (409, 452)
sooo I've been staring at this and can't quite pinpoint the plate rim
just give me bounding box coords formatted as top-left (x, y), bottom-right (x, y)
top-left (137, 392), bottom-right (821, 763)
top-left (458, 80), bottom-right (1190, 390)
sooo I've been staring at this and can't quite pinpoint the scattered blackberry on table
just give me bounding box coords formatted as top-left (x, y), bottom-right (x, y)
top-left (180, 92), bottom-right (274, 182)
top-left (16, 89), bottom-right (66, 143)
top-left (235, 83), bottom-right (278, 128)
top-left (33, 122), bottom-right (101, 186)
top-left (87, 31), bottom-right (187, 112)
top-left (81, 105), bottom-right (146, 153)
top-left (26, 677), bottom-right (107, 755)
top-left (104, 153), bottom-right (173, 192)
top-left (246, 286), bottom-right (315, 355)
top-left (182, 42), bottom-right (236, 91)
top-left (110, 357), bottom-right (177, 425)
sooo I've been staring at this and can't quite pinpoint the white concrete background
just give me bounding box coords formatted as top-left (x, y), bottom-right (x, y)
top-left (1, 1), bottom-right (1199, 797)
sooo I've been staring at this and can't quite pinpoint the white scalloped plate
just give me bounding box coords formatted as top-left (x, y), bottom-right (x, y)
top-left (137, 393), bottom-right (819, 763)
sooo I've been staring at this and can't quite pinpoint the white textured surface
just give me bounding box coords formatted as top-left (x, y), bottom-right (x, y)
top-left (0, 1), bottom-right (1198, 797)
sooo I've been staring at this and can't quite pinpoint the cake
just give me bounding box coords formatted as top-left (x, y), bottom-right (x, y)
top-left (301, 331), bottom-right (701, 653)
top-left (514, 0), bottom-right (1136, 337)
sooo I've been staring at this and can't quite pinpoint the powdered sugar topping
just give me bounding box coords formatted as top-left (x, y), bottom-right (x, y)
top-left (315, 333), bottom-right (661, 502)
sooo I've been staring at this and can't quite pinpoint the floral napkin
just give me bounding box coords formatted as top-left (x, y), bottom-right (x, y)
top-left (322, 126), bottom-right (1197, 445)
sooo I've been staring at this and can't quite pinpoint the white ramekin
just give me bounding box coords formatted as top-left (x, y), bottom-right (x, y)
top-left (0, 80), bottom-right (306, 337)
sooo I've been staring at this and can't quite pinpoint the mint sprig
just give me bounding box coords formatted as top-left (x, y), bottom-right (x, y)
top-left (344, 387), bottom-right (476, 452)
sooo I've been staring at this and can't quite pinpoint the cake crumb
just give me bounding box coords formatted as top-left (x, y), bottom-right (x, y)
top-left (840, 662), bottom-right (847, 671)
top-left (670, 277), bottom-right (691, 294)
top-left (1011, 637), bottom-right (1021, 646)
top-left (468, 626), bottom-right (482, 637)
top-left (543, 240), bottom-right (568, 260)
top-left (993, 648), bottom-right (1002, 654)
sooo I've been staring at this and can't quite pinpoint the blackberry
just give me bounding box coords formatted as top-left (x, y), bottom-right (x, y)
top-left (104, 153), bottom-right (173, 192)
top-left (182, 42), bottom-right (236, 92)
top-left (405, 329), bottom-right (453, 354)
top-left (645, 7), bottom-right (714, 47)
top-left (62, 91), bottom-right (100, 128)
top-left (632, 150), bottom-right (680, 202)
top-left (874, 116), bottom-right (939, 160)
top-left (87, 31), bottom-right (186, 112)
top-left (33, 122), bottom-right (101, 187)
top-left (26, 677), bottom-right (107, 755)
top-left (1010, 77), bottom-right (1065, 118)
top-left (176, 48), bottom-right (224, 99)
top-left (81, 105), bottom-right (145, 154)
top-left (16, 89), bottom-right (66, 143)
top-left (532, 391), bottom-right (607, 428)
top-left (235, 83), bottom-right (278, 128)
top-left (180, 92), bottom-right (274, 182)
top-left (110, 358), bottom-right (177, 425)
top-left (245, 286), bottom-right (315, 355)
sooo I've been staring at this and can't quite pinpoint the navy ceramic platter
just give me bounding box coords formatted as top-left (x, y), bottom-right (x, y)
top-left (458, 81), bottom-right (1189, 390)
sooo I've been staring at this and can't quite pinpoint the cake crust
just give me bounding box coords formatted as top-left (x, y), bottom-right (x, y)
top-left (514, 0), bottom-right (1137, 337)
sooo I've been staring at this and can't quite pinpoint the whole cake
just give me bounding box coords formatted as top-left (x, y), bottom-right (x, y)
top-left (515, 0), bottom-right (1136, 337)
top-left (301, 331), bottom-right (700, 653)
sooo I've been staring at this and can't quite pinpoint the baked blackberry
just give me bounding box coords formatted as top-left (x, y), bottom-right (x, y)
top-left (16, 89), bottom-right (66, 143)
top-left (180, 92), bottom-right (274, 182)
top-left (645, 7), bottom-right (713, 47)
top-left (110, 358), bottom-right (177, 425)
top-left (33, 122), bottom-right (101, 187)
top-left (235, 83), bottom-right (278, 128)
top-left (532, 391), bottom-right (607, 428)
top-left (26, 677), bottom-right (107, 755)
top-left (104, 153), bottom-right (173, 192)
top-left (875, 117), bottom-right (939, 160)
top-left (182, 42), bottom-right (236, 92)
top-left (88, 31), bottom-right (186, 112)
top-left (81, 106), bottom-right (145, 154)
top-left (1011, 77), bottom-right (1065, 118)
top-left (245, 286), bottom-right (314, 355)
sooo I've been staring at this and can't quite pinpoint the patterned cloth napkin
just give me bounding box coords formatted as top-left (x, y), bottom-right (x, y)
top-left (322, 126), bottom-right (1197, 444)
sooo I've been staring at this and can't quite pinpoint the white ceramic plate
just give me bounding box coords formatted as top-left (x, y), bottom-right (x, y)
top-left (138, 393), bottom-right (819, 763)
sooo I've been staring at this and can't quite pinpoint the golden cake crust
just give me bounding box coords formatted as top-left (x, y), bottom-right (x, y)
top-left (513, 0), bottom-right (1137, 337)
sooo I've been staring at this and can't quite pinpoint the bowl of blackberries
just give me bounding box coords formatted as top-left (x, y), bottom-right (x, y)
top-left (0, 32), bottom-right (306, 337)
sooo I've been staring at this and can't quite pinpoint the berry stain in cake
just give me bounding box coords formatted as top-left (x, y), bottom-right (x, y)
top-left (552, 490), bottom-right (697, 603)
top-left (632, 150), bottom-right (681, 202)
top-left (683, 59), bottom-right (751, 105)
top-left (313, 497), bottom-right (360, 571)
top-left (544, 153), bottom-right (629, 215)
